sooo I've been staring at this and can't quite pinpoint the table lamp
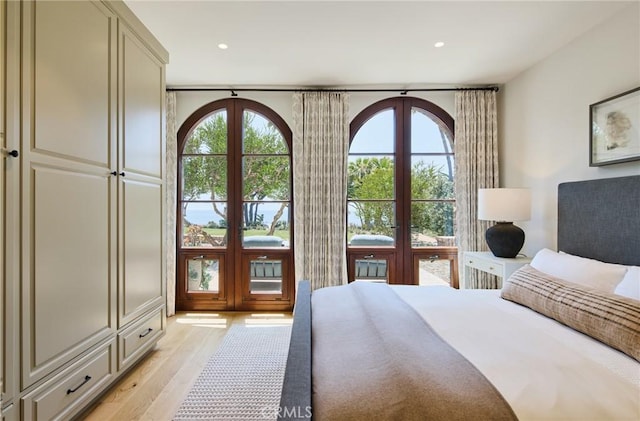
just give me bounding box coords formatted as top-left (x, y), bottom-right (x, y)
top-left (478, 188), bottom-right (531, 258)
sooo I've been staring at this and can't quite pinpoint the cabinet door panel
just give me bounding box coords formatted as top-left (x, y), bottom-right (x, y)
top-left (24, 165), bottom-right (114, 387)
top-left (32, 1), bottom-right (114, 167)
top-left (120, 179), bottom-right (163, 327)
top-left (120, 26), bottom-right (164, 178)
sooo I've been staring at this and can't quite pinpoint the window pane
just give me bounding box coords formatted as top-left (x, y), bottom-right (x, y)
top-left (243, 156), bottom-right (290, 200)
top-left (351, 109), bottom-right (395, 154)
top-left (249, 258), bottom-right (283, 294)
top-left (347, 156), bottom-right (395, 200)
top-left (411, 156), bottom-right (454, 200)
top-left (187, 258), bottom-right (220, 292)
top-left (181, 156), bottom-right (227, 200)
top-left (184, 111), bottom-right (227, 154)
top-left (243, 111), bottom-right (288, 154)
top-left (417, 258), bottom-right (451, 286)
top-left (182, 202), bottom-right (227, 248)
top-left (348, 201), bottom-right (396, 243)
top-left (411, 108), bottom-right (452, 153)
top-left (411, 201), bottom-right (455, 247)
top-left (354, 258), bottom-right (389, 282)
top-left (242, 202), bottom-right (290, 248)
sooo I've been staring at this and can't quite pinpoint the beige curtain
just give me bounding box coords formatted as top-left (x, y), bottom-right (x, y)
top-left (165, 91), bottom-right (177, 316)
top-left (292, 92), bottom-right (349, 290)
top-left (454, 90), bottom-right (499, 289)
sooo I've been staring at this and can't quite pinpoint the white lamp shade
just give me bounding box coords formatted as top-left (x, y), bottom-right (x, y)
top-left (478, 188), bottom-right (531, 222)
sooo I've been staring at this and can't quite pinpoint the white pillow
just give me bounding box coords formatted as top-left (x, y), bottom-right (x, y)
top-left (614, 266), bottom-right (640, 301)
top-left (529, 248), bottom-right (627, 293)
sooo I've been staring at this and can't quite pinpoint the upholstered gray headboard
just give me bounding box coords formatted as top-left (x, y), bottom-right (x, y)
top-left (558, 175), bottom-right (640, 266)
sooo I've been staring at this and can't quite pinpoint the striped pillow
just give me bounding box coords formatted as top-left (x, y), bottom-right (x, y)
top-left (501, 265), bottom-right (640, 362)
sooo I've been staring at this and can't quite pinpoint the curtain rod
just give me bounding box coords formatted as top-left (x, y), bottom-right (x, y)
top-left (166, 86), bottom-right (499, 95)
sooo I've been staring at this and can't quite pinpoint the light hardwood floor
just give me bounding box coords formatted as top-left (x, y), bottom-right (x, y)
top-left (79, 311), bottom-right (293, 421)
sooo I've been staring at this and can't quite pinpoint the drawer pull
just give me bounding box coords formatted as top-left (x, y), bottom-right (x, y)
top-left (139, 328), bottom-right (153, 338)
top-left (67, 375), bottom-right (92, 394)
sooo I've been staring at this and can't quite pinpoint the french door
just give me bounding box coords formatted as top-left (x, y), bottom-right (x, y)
top-left (347, 97), bottom-right (459, 287)
top-left (176, 99), bottom-right (294, 310)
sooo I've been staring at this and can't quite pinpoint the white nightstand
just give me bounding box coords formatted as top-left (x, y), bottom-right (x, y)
top-left (463, 251), bottom-right (532, 288)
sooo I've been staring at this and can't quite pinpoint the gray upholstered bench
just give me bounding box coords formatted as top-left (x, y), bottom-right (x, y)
top-left (243, 235), bottom-right (285, 248)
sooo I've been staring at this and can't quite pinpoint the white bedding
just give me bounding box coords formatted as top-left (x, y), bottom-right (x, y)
top-left (391, 285), bottom-right (640, 421)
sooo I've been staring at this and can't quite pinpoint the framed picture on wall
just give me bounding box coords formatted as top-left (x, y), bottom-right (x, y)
top-left (590, 87), bottom-right (640, 166)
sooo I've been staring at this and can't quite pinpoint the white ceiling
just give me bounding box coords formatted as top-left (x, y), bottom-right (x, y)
top-left (125, 0), bottom-right (635, 88)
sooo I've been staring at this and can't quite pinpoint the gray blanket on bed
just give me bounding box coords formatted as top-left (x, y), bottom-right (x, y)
top-left (311, 282), bottom-right (518, 421)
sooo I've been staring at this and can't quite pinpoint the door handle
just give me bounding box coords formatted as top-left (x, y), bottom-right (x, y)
top-left (2, 149), bottom-right (19, 158)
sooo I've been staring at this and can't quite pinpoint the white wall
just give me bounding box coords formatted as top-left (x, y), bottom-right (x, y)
top-left (176, 91), bottom-right (293, 129)
top-left (175, 3), bottom-right (639, 259)
top-left (175, 90), bottom-right (454, 130)
top-left (500, 3), bottom-right (640, 257)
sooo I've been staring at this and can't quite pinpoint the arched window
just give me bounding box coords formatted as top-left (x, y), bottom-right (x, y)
top-left (176, 98), bottom-right (294, 310)
top-left (347, 97), bottom-right (458, 287)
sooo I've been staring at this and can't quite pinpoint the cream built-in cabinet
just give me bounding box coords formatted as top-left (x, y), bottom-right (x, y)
top-left (2, 1), bottom-right (168, 419)
top-left (118, 22), bottom-right (166, 331)
top-left (1, 0), bottom-right (6, 413)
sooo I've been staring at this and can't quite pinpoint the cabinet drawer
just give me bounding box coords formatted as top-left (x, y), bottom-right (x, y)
top-left (21, 340), bottom-right (115, 421)
top-left (118, 307), bottom-right (164, 369)
top-left (464, 255), bottom-right (502, 276)
top-left (2, 404), bottom-right (18, 421)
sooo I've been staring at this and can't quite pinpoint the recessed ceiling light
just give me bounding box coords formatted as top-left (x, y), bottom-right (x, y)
top-left (218, 43), bottom-right (228, 50)
top-left (434, 41), bottom-right (445, 48)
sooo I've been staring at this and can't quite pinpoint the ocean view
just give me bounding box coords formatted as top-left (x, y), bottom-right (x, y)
top-left (184, 203), bottom-right (362, 226)
top-left (183, 202), bottom-right (287, 226)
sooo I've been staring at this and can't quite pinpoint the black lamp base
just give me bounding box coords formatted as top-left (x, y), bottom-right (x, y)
top-left (485, 222), bottom-right (525, 258)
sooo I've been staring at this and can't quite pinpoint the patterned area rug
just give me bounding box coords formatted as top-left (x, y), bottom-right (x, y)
top-left (173, 324), bottom-right (292, 421)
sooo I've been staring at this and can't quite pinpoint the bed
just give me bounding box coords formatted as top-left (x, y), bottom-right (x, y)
top-left (278, 175), bottom-right (640, 421)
